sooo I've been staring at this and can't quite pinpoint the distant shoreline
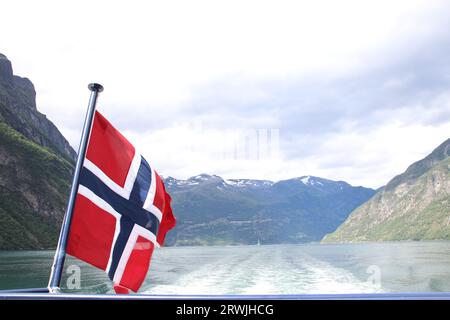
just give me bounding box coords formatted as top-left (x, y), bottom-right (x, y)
top-left (2, 239), bottom-right (450, 251)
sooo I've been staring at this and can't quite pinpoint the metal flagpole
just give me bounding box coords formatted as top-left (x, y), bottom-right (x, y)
top-left (47, 83), bottom-right (104, 293)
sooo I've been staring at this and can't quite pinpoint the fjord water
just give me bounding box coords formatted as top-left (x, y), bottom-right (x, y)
top-left (1, 242), bottom-right (450, 294)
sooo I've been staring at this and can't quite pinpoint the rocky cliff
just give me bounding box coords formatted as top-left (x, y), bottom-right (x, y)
top-left (0, 53), bottom-right (76, 161)
top-left (0, 53), bottom-right (74, 249)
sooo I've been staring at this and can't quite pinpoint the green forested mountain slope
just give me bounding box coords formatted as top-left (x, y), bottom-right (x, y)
top-left (323, 139), bottom-right (450, 243)
top-left (0, 122), bottom-right (72, 249)
top-left (0, 53), bottom-right (74, 249)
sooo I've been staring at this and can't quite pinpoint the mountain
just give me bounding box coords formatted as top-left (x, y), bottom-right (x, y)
top-left (164, 174), bottom-right (375, 246)
top-left (0, 53), bottom-right (76, 161)
top-left (323, 138), bottom-right (450, 243)
top-left (0, 53), bottom-right (74, 249)
top-left (0, 53), bottom-right (375, 249)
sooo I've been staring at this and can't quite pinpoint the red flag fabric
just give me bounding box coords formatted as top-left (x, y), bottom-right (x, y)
top-left (66, 111), bottom-right (176, 293)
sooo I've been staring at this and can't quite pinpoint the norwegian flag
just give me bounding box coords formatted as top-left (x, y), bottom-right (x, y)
top-left (66, 111), bottom-right (176, 293)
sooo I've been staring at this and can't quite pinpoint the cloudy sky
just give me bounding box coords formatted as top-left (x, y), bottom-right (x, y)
top-left (1, 0), bottom-right (450, 188)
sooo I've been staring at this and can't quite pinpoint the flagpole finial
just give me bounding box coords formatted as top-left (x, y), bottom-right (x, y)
top-left (88, 83), bottom-right (104, 92)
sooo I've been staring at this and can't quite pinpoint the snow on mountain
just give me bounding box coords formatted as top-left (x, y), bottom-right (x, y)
top-left (165, 174), bottom-right (356, 191)
top-left (163, 173), bottom-right (376, 246)
top-left (300, 176), bottom-right (311, 185)
top-left (224, 179), bottom-right (274, 188)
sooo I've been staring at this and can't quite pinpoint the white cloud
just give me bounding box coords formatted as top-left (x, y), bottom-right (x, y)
top-left (1, 0), bottom-right (450, 188)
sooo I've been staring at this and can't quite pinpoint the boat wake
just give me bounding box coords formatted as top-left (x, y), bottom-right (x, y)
top-left (140, 246), bottom-right (383, 295)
